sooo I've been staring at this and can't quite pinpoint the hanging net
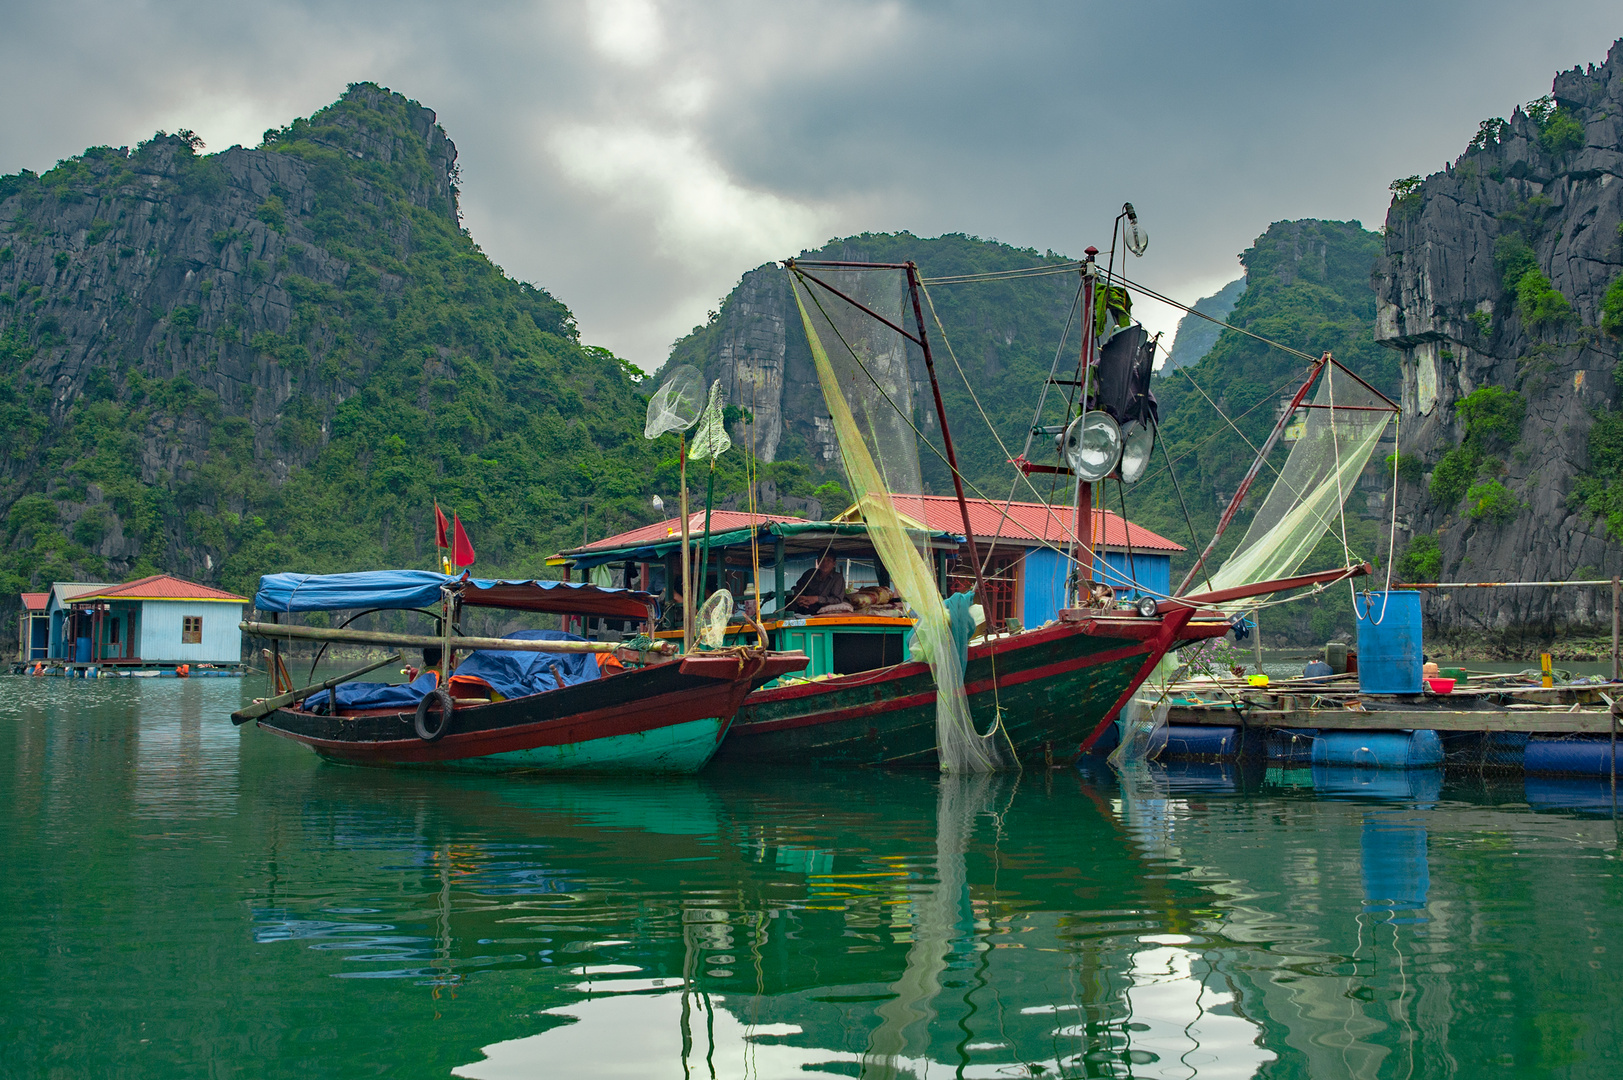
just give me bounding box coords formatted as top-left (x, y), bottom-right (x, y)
top-left (790, 267), bottom-right (1009, 774)
top-left (689, 379), bottom-right (732, 461)
top-left (644, 364), bottom-right (704, 439)
top-left (1200, 363), bottom-right (1393, 607)
top-left (695, 588), bottom-right (734, 647)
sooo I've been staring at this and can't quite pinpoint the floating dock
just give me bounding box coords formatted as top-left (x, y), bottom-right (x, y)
top-left (1144, 671), bottom-right (1623, 778)
top-left (9, 661), bottom-right (247, 678)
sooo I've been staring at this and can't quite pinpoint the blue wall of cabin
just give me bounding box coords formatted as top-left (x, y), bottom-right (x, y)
top-left (1020, 547), bottom-right (1172, 625)
top-left (135, 601), bottom-right (246, 663)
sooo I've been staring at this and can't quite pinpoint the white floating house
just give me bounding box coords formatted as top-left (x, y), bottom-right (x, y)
top-left (35, 574), bottom-right (249, 671)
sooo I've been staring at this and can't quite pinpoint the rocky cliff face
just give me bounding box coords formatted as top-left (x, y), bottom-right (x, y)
top-left (0, 84), bottom-right (655, 620)
top-left (1373, 39), bottom-right (1623, 641)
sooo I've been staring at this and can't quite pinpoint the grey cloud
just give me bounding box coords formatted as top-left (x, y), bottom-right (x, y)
top-left (3, 1), bottom-right (1619, 366)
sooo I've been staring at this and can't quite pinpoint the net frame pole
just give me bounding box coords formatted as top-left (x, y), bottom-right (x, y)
top-left (1175, 354), bottom-right (1327, 596)
top-left (906, 263), bottom-right (989, 611)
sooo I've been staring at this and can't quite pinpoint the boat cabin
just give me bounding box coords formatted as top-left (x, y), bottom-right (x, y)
top-left (828, 496), bottom-right (1185, 630)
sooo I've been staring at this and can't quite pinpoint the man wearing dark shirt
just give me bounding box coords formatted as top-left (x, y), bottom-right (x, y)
top-left (787, 555), bottom-right (846, 613)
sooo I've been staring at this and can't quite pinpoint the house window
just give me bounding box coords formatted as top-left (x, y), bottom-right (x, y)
top-left (182, 616), bottom-right (203, 644)
top-left (108, 619), bottom-right (120, 644)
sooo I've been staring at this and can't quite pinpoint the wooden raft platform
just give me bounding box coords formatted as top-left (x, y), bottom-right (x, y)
top-left (1163, 672), bottom-right (1623, 735)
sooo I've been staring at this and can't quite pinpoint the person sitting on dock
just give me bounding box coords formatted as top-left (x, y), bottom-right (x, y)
top-left (787, 555), bottom-right (846, 614)
top-left (1302, 652), bottom-right (1334, 681)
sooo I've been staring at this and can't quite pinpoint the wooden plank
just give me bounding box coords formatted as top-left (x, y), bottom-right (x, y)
top-left (1165, 706), bottom-right (1619, 734)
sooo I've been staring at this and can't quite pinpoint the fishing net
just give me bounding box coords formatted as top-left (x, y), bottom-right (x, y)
top-left (644, 364), bottom-right (704, 439)
top-left (791, 267), bottom-right (1009, 773)
top-left (695, 589), bottom-right (734, 648)
top-left (1201, 363), bottom-right (1393, 607)
top-left (1108, 697), bottom-right (1169, 771)
top-left (689, 379), bottom-right (731, 461)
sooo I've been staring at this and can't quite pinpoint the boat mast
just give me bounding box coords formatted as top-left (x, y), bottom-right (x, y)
top-left (1071, 249), bottom-right (1099, 608)
top-left (905, 264), bottom-right (989, 610)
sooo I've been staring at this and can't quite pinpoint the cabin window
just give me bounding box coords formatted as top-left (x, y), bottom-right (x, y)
top-left (108, 619), bottom-right (119, 643)
top-left (182, 616), bottom-right (202, 644)
top-left (832, 631), bottom-right (906, 675)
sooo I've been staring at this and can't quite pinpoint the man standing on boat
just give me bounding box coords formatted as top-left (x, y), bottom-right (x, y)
top-left (787, 555), bottom-right (846, 614)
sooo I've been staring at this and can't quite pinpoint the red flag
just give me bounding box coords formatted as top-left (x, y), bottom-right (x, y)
top-left (452, 513), bottom-right (476, 568)
top-left (434, 503), bottom-right (451, 549)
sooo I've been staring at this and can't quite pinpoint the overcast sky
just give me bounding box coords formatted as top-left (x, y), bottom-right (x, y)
top-left (2, 2), bottom-right (1618, 369)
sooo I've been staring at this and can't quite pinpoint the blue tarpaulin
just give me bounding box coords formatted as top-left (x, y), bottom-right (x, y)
top-left (304, 671), bottom-right (440, 713)
top-left (255, 571), bottom-right (654, 619)
top-left (303, 630), bottom-right (600, 713)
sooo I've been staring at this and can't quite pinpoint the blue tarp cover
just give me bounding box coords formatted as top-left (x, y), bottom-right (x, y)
top-left (256, 570), bottom-right (653, 618)
top-left (303, 630), bottom-right (599, 713)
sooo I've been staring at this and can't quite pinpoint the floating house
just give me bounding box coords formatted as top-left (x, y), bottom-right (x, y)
top-left (830, 496), bottom-right (1185, 629)
top-left (17, 592), bottom-right (48, 662)
top-left (28, 574), bottom-right (249, 672)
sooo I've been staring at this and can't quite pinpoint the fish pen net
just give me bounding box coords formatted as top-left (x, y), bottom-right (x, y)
top-left (791, 267), bottom-right (1009, 773)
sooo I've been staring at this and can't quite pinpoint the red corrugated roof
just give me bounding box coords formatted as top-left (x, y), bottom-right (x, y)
top-left (79, 574), bottom-right (248, 603)
top-left (893, 496), bottom-right (1184, 552)
top-left (572, 511), bottom-right (810, 553)
top-left (20, 592), bottom-right (48, 611)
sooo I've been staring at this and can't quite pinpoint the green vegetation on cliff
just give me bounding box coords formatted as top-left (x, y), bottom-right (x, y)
top-left (0, 86), bottom-right (668, 610)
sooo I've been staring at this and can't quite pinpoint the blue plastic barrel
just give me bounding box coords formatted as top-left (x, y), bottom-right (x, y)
top-left (1524, 737), bottom-right (1622, 777)
top-left (75, 637), bottom-right (91, 663)
top-left (1160, 725), bottom-right (1239, 760)
top-left (1354, 590), bottom-right (1423, 694)
top-left (1311, 729), bottom-right (1443, 769)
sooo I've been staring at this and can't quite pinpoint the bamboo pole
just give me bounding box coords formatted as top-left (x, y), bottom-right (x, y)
top-left (1612, 576), bottom-right (1619, 683)
top-left (240, 621), bottom-right (676, 659)
top-left (232, 653), bottom-right (402, 725)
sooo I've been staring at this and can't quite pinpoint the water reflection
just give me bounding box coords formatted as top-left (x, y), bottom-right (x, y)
top-left (5, 676), bottom-right (1623, 1077)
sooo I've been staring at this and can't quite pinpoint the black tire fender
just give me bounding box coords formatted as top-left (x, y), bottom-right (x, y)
top-left (414, 687), bottom-right (454, 742)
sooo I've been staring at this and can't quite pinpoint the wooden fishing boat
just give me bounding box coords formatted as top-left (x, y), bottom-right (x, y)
top-left (235, 570), bottom-right (806, 773)
top-left (712, 567), bottom-right (1363, 768)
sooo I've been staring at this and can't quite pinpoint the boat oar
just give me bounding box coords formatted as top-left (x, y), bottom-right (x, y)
top-left (231, 653), bottom-right (403, 726)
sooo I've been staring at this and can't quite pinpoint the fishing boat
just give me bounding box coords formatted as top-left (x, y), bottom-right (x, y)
top-left (557, 228), bottom-right (1391, 769)
top-left (558, 518), bottom-right (1365, 767)
top-left (233, 570), bottom-right (807, 772)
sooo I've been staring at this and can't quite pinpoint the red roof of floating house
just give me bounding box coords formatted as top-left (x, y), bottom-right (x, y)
top-left (839, 495), bottom-right (1184, 553)
top-left (570, 511), bottom-right (811, 554)
top-left (75, 574), bottom-right (249, 604)
top-left (21, 592), bottom-right (48, 612)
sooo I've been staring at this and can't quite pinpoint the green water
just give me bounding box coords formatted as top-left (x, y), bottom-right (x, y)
top-left (4, 675), bottom-right (1622, 1078)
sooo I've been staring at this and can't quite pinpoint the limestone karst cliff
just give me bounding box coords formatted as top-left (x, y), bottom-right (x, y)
top-left (0, 84), bottom-right (663, 620)
top-left (1374, 38), bottom-right (1623, 643)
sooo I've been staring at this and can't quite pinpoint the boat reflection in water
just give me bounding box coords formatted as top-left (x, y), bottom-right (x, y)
top-left (422, 770), bottom-right (1273, 1079)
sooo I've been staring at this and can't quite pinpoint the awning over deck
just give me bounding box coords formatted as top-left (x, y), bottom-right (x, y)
top-left (254, 571), bottom-right (656, 620)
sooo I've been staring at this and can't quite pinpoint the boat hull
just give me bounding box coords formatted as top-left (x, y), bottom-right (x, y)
top-left (713, 614), bottom-right (1227, 768)
top-left (257, 653), bottom-right (804, 774)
